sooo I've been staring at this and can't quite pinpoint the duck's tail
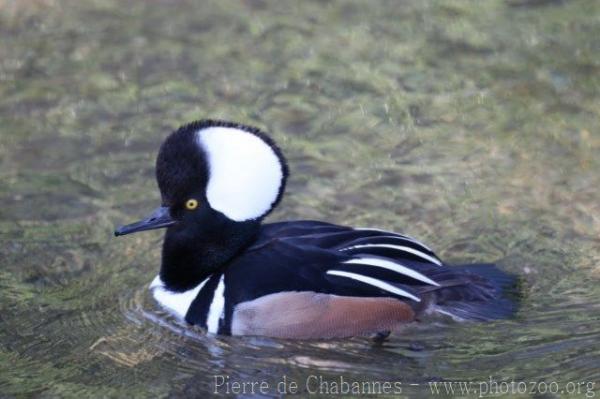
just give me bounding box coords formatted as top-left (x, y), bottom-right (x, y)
top-left (423, 263), bottom-right (520, 321)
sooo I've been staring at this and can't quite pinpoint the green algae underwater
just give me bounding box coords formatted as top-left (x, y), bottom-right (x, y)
top-left (1, 0), bottom-right (599, 397)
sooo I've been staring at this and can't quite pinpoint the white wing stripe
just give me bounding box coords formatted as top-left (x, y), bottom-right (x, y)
top-left (340, 243), bottom-right (442, 266)
top-left (343, 257), bottom-right (440, 286)
top-left (206, 275), bottom-right (226, 334)
top-left (326, 270), bottom-right (421, 302)
top-left (353, 228), bottom-right (434, 252)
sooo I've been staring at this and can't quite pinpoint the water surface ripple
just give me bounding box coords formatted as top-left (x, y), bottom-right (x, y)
top-left (1, 0), bottom-right (599, 397)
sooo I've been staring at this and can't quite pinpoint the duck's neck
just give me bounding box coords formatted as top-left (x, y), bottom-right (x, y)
top-left (159, 220), bottom-right (260, 292)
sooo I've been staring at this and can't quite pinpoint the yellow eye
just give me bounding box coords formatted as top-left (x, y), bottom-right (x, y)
top-left (185, 199), bottom-right (199, 210)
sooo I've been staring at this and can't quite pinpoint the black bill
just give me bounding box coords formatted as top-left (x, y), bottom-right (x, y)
top-left (114, 206), bottom-right (175, 236)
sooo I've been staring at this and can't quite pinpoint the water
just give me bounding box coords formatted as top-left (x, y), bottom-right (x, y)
top-left (1, 0), bottom-right (599, 397)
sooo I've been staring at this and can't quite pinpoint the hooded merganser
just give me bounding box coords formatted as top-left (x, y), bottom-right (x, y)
top-left (115, 120), bottom-right (517, 339)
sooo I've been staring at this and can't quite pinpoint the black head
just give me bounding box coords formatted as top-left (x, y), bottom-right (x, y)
top-left (115, 119), bottom-right (288, 237)
top-left (115, 120), bottom-right (289, 290)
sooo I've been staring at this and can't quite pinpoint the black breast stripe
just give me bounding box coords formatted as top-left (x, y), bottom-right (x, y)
top-left (220, 272), bottom-right (235, 335)
top-left (185, 273), bottom-right (222, 328)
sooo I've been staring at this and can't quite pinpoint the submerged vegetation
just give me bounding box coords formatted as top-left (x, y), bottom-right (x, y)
top-left (0, 0), bottom-right (599, 397)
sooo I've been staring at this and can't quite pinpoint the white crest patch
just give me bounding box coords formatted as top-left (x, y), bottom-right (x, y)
top-left (197, 127), bottom-right (284, 221)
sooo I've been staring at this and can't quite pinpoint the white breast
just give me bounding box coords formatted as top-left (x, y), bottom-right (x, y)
top-left (149, 275), bottom-right (208, 320)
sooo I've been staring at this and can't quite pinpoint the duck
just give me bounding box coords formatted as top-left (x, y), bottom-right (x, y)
top-left (115, 119), bottom-right (517, 339)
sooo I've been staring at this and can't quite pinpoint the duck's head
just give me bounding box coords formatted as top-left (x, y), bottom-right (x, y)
top-left (115, 120), bottom-right (288, 239)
